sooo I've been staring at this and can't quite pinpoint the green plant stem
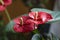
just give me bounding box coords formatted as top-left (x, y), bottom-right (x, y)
top-left (5, 9), bottom-right (11, 22)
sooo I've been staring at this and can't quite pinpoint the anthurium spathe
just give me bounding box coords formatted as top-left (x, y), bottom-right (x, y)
top-left (13, 16), bottom-right (35, 33)
top-left (0, 0), bottom-right (6, 11)
top-left (29, 11), bottom-right (53, 24)
top-left (0, 4), bottom-right (6, 11)
top-left (0, 0), bottom-right (12, 6)
top-left (3, 0), bottom-right (12, 6)
top-left (0, 0), bottom-right (12, 11)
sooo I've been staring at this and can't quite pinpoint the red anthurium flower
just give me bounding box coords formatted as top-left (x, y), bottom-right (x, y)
top-left (0, 4), bottom-right (6, 11)
top-left (0, 1), bottom-right (6, 11)
top-left (29, 11), bottom-right (53, 24)
top-left (3, 0), bottom-right (12, 6)
top-left (13, 16), bottom-right (35, 33)
top-left (0, 0), bottom-right (12, 11)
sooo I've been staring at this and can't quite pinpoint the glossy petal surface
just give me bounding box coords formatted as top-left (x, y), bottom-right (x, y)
top-left (13, 16), bottom-right (35, 33)
top-left (29, 12), bottom-right (53, 24)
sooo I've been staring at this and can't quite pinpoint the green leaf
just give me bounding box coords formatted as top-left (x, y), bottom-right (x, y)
top-left (31, 34), bottom-right (41, 40)
top-left (33, 29), bottom-right (39, 34)
top-left (47, 11), bottom-right (60, 23)
top-left (31, 8), bottom-right (53, 13)
top-left (5, 21), bottom-right (15, 33)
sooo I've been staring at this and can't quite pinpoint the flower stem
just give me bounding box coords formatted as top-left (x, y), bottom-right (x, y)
top-left (5, 9), bottom-right (11, 22)
top-left (0, 0), bottom-right (4, 5)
